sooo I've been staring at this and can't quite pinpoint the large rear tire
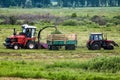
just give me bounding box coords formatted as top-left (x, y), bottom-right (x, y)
top-left (26, 41), bottom-right (35, 49)
top-left (91, 42), bottom-right (101, 50)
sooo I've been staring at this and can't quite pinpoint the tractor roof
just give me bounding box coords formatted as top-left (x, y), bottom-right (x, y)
top-left (90, 33), bottom-right (102, 35)
top-left (22, 24), bottom-right (36, 29)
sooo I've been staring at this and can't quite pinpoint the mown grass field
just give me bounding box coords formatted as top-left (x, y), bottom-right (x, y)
top-left (0, 7), bottom-right (120, 80)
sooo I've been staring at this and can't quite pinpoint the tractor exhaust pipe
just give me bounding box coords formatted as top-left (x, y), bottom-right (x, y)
top-left (13, 28), bottom-right (16, 35)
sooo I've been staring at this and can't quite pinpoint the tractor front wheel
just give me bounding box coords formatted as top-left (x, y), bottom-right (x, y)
top-left (27, 41), bottom-right (35, 49)
top-left (13, 44), bottom-right (19, 50)
top-left (104, 45), bottom-right (114, 50)
top-left (91, 42), bottom-right (101, 50)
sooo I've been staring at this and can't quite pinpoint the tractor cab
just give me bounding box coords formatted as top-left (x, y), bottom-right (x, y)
top-left (89, 33), bottom-right (104, 41)
top-left (21, 24), bottom-right (36, 38)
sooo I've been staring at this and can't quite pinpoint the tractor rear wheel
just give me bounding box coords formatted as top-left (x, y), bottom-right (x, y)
top-left (26, 41), bottom-right (35, 49)
top-left (13, 44), bottom-right (19, 50)
top-left (91, 42), bottom-right (101, 50)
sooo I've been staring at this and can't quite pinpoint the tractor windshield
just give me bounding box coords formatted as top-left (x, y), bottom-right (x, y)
top-left (22, 28), bottom-right (36, 38)
top-left (90, 34), bottom-right (103, 40)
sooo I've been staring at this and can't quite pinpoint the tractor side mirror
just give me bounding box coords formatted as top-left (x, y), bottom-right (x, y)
top-left (103, 34), bottom-right (107, 40)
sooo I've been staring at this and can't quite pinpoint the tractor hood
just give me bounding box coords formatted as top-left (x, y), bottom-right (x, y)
top-left (9, 35), bottom-right (25, 39)
top-left (105, 40), bottom-right (113, 43)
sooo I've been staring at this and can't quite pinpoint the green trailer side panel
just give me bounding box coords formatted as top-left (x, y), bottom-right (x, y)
top-left (66, 40), bottom-right (77, 45)
top-left (53, 40), bottom-right (64, 45)
top-left (47, 40), bottom-right (77, 45)
top-left (47, 40), bottom-right (64, 45)
top-left (47, 41), bottom-right (52, 45)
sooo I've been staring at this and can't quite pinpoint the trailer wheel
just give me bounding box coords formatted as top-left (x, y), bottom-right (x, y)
top-left (91, 42), bottom-right (101, 50)
top-left (13, 44), bottom-right (19, 50)
top-left (48, 45), bottom-right (52, 50)
top-left (65, 45), bottom-right (75, 50)
top-left (27, 41), bottom-right (35, 49)
top-left (52, 46), bottom-right (59, 50)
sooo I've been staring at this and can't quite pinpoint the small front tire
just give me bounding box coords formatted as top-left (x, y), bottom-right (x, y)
top-left (13, 44), bottom-right (19, 50)
top-left (104, 45), bottom-right (114, 50)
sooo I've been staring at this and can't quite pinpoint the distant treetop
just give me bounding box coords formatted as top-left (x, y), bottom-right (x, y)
top-left (0, 0), bottom-right (119, 8)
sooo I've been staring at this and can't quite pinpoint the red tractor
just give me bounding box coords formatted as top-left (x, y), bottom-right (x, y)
top-left (3, 24), bottom-right (57, 49)
top-left (87, 33), bottom-right (119, 50)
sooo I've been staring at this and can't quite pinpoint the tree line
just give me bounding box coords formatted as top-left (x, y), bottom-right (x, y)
top-left (0, 0), bottom-right (120, 8)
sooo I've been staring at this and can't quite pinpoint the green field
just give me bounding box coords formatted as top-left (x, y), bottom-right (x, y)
top-left (0, 7), bottom-right (120, 17)
top-left (0, 7), bottom-right (120, 80)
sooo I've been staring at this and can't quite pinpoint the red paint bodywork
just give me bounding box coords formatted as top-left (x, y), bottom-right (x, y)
top-left (9, 34), bottom-right (36, 47)
top-left (87, 40), bottom-right (113, 45)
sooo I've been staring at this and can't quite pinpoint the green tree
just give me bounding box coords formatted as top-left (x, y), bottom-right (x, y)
top-left (25, 0), bottom-right (33, 8)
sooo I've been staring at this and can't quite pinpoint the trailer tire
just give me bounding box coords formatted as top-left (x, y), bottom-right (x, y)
top-left (52, 46), bottom-right (59, 50)
top-left (48, 45), bottom-right (52, 50)
top-left (65, 45), bottom-right (75, 50)
top-left (26, 41), bottom-right (35, 49)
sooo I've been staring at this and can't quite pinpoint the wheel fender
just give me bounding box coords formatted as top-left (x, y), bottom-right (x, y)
top-left (89, 41), bottom-right (95, 45)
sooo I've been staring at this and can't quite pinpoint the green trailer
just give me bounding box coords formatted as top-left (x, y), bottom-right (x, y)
top-left (47, 34), bottom-right (77, 50)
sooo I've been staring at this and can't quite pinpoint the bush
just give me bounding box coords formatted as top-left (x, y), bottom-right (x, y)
top-left (82, 56), bottom-right (120, 73)
top-left (91, 15), bottom-right (107, 25)
top-left (71, 13), bottom-right (77, 18)
top-left (113, 15), bottom-right (120, 20)
top-left (110, 18), bottom-right (120, 25)
top-left (62, 20), bottom-right (78, 26)
top-left (87, 22), bottom-right (99, 28)
top-left (9, 16), bottom-right (17, 25)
